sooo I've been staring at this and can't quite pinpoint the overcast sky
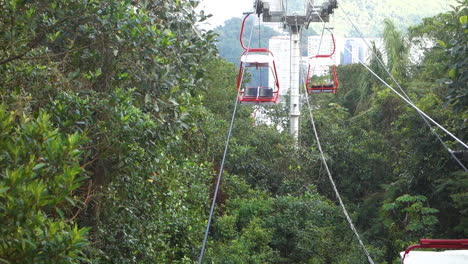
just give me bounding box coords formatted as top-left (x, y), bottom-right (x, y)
top-left (197, 0), bottom-right (255, 29)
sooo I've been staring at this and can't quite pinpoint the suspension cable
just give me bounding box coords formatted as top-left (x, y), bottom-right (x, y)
top-left (344, 45), bottom-right (468, 150)
top-left (309, 0), bottom-right (468, 149)
top-left (258, 16), bottom-right (263, 87)
top-left (338, 4), bottom-right (467, 171)
top-left (301, 70), bottom-right (376, 264)
top-left (197, 3), bottom-right (260, 263)
top-left (310, 1), bottom-right (466, 150)
top-left (301, 48), bottom-right (376, 264)
top-left (197, 96), bottom-right (239, 264)
top-left (307, 24), bottom-right (329, 88)
top-left (306, 3), bottom-right (377, 263)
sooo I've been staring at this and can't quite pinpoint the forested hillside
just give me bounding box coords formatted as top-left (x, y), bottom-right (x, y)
top-left (0, 0), bottom-right (218, 262)
top-left (215, 17), bottom-right (284, 64)
top-left (332, 0), bottom-right (458, 36)
top-left (214, 17), bottom-right (316, 64)
top-left (0, 0), bottom-right (467, 264)
top-left (215, 0), bottom-right (458, 63)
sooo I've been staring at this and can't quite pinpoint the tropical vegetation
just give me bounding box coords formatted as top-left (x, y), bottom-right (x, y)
top-left (0, 0), bottom-right (466, 263)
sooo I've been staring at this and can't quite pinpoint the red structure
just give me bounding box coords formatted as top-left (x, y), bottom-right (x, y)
top-left (306, 29), bottom-right (339, 94)
top-left (402, 239), bottom-right (468, 264)
top-left (236, 13), bottom-right (280, 104)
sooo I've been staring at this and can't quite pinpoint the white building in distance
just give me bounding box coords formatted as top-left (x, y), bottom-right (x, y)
top-left (269, 35), bottom-right (291, 97)
top-left (340, 38), bottom-right (385, 65)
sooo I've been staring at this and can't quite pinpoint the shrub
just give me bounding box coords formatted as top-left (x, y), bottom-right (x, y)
top-left (0, 106), bottom-right (90, 264)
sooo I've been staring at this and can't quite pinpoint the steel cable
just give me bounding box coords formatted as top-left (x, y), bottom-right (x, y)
top-left (197, 3), bottom-right (260, 263)
top-left (304, 2), bottom-right (377, 263)
top-left (338, 3), bottom-right (467, 170)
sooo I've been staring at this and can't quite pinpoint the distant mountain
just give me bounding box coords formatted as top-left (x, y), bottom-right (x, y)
top-left (325, 0), bottom-right (457, 37)
top-left (214, 17), bottom-right (283, 64)
top-left (213, 0), bottom-right (457, 63)
top-left (214, 17), bottom-right (316, 64)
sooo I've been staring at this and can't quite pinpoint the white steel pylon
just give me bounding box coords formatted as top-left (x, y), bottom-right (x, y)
top-left (289, 30), bottom-right (301, 141)
top-left (255, 0), bottom-right (338, 145)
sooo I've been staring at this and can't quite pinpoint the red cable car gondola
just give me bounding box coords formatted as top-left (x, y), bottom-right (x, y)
top-left (236, 13), bottom-right (280, 104)
top-left (306, 28), bottom-right (339, 94)
top-left (401, 239), bottom-right (468, 264)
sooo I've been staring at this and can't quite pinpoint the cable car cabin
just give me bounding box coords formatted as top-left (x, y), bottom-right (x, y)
top-left (236, 50), bottom-right (280, 104)
top-left (306, 63), bottom-right (338, 94)
top-left (306, 27), bottom-right (339, 94)
top-left (401, 239), bottom-right (468, 264)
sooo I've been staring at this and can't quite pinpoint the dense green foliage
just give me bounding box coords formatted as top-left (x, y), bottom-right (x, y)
top-left (332, 0), bottom-right (458, 36)
top-left (1, 0), bottom-right (217, 262)
top-left (0, 108), bottom-right (89, 263)
top-left (298, 3), bottom-right (467, 262)
top-left (1, 0), bottom-right (467, 263)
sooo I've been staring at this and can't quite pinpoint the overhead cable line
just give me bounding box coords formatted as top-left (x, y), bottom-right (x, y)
top-left (197, 96), bottom-right (239, 264)
top-left (338, 4), bottom-right (467, 171)
top-left (304, 3), bottom-right (377, 264)
top-left (197, 4), bottom-right (260, 263)
top-left (300, 53), bottom-right (376, 264)
top-left (342, 44), bottom-right (468, 150)
top-left (301, 69), bottom-right (376, 264)
top-left (307, 24), bottom-right (327, 84)
top-left (258, 16), bottom-right (263, 85)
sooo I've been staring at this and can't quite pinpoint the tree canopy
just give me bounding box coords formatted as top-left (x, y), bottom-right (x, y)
top-left (0, 0), bottom-right (467, 264)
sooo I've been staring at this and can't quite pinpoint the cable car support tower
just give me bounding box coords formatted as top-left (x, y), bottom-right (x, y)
top-left (255, 0), bottom-right (337, 143)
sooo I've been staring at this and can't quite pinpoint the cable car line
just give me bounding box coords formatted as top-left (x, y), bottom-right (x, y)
top-left (197, 96), bottom-right (239, 264)
top-left (342, 44), bottom-right (468, 150)
top-left (199, 2), bottom-right (466, 263)
top-left (301, 5), bottom-right (376, 263)
top-left (197, 5), bottom-right (261, 263)
top-left (309, 0), bottom-right (467, 149)
top-left (301, 68), bottom-right (376, 264)
top-left (304, 3), bottom-right (466, 263)
top-left (305, 24), bottom-right (326, 94)
top-left (337, 4), bottom-right (467, 171)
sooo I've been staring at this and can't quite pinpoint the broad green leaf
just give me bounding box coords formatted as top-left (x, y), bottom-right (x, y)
top-left (437, 40), bottom-right (447, 47)
top-left (26, 8), bottom-right (35, 19)
top-left (33, 163), bottom-right (47, 171)
top-left (449, 68), bottom-right (457, 78)
top-left (95, 68), bottom-right (102, 77)
top-left (171, 86), bottom-right (180, 94)
top-left (460, 15), bottom-right (468, 25)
